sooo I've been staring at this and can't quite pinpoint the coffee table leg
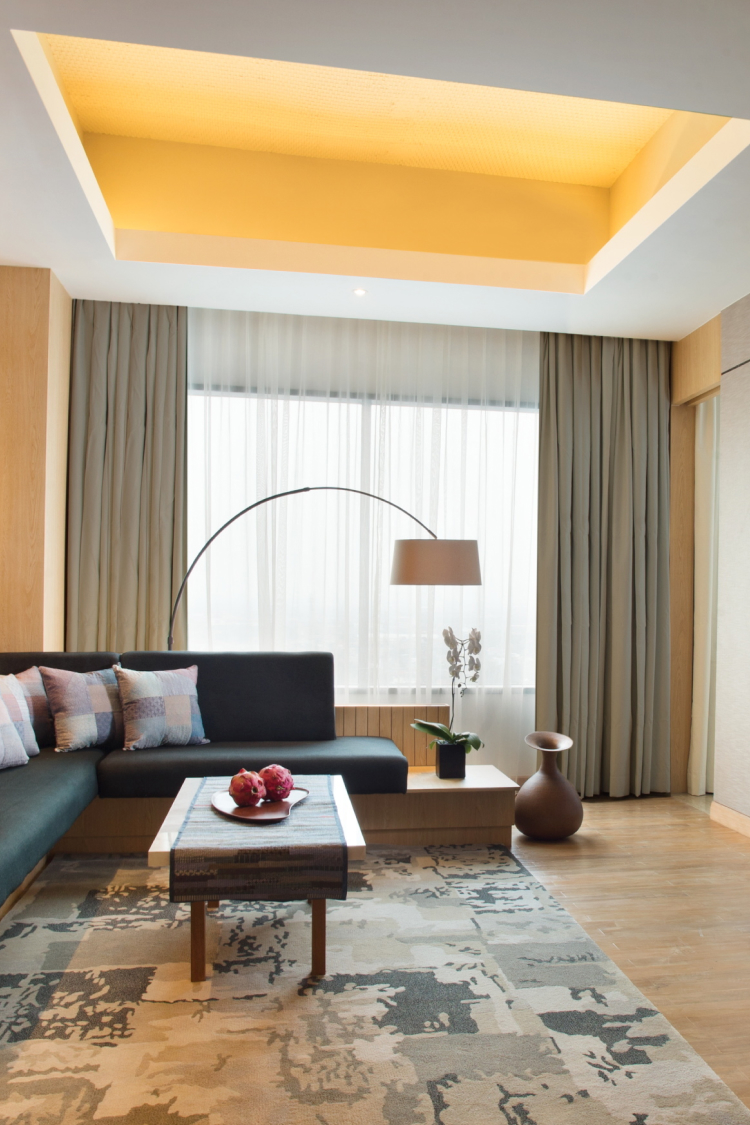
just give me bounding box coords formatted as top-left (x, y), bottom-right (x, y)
top-left (191, 900), bottom-right (206, 982)
top-left (310, 899), bottom-right (326, 977)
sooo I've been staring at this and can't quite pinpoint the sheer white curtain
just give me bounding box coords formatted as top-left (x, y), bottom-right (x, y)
top-left (187, 308), bottom-right (539, 779)
top-left (688, 394), bottom-right (720, 796)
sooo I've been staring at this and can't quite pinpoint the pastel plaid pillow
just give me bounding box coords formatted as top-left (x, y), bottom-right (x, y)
top-left (0, 673), bottom-right (40, 756)
top-left (0, 694), bottom-right (29, 770)
top-left (40, 666), bottom-right (124, 752)
top-left (15, 666), bottom-right (55, 748)
top-left (114, 665), bottom-right (209, 751)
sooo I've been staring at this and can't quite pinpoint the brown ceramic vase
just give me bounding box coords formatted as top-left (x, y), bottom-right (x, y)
top-left (514, 731), bottom-right (583, 840)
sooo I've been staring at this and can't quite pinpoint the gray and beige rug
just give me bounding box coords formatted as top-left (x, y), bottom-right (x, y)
top-left (0, 847), bottom-right (747, 1125)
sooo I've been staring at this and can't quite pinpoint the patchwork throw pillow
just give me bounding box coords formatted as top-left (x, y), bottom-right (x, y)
top-left (15, 666), bottom-right (55, 748)
top-left (0, 695), bottom-right (29, 770)
top-left (114, 665), bottom-right (209, 751)
top-left (0, 673), bottom-right (40, 756)
top-left (39, 666), bottom-right (124, 752)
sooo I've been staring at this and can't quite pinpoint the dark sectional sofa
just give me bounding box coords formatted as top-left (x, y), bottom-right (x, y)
top-left (0, 650), bottom-right (408, 910)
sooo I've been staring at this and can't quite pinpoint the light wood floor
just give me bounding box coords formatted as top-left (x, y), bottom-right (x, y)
top-left (512, 795), bottom-right (750, 1108)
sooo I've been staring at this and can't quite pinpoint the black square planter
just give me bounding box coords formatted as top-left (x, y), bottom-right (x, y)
top-left (436, 741), bottom-right (467, 779)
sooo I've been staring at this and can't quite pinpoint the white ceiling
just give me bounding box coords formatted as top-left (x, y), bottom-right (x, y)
top-left (2, 0), bottom-right (750, 338)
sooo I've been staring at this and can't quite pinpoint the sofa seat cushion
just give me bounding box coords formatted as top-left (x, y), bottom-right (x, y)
top-left (96, 737), bottom-right (408, 798)
top-left (0, 748), bottom-right (104, 907)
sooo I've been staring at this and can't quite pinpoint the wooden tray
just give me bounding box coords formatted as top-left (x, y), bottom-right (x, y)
top-left (211, 787), bottom-right (309, 823)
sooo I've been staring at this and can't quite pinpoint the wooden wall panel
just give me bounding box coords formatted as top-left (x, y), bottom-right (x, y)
top-left (670, 402), bottom-right (696, 794)
top-left (672, 316), bottom-right (721, 405)
top-left (44, 272), bottom-right (72, 647)
top-left (335, 705), bottom-right (450, 767)
top-left (0, 266), bottom-right (71, 650)
top-left (44, 266), bottom-right (71, 648)
top-left (0, 267), bottom-right (48, 650)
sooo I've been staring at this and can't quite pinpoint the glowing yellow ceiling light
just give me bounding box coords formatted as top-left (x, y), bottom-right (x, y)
top-left (42, 33), bottom-right (674, 188)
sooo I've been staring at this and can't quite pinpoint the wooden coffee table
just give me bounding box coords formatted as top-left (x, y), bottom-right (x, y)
top-left (149, 774), bottom-right (366, 982)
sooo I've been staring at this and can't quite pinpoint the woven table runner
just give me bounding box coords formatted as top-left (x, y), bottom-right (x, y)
top-left (170, 775), bottom-right (348, 903)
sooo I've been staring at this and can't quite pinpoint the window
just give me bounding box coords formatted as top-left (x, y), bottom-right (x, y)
top-left (187, 308), bottom-right (539, 776)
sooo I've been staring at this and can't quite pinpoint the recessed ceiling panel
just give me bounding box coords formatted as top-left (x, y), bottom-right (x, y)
top-left (14, 26), bottom-right (746, 301)
top-left (43, 33), bottom-right (673, 187)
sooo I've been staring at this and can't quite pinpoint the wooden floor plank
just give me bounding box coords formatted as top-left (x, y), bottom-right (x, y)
top-left (512, 796), bottom-right (750, 1109)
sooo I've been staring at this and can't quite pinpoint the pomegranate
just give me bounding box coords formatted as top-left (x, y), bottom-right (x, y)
top-left (228, 769), bottom-right (266, 807)
top-left (259, 764), bottom-right (294, 802)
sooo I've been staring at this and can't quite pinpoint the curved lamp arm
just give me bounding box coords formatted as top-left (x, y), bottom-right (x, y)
top-left (167, 485), bottom-right (437, 649)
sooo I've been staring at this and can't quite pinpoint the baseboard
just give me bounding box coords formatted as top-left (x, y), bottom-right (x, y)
top-left (710, 799), bottom-right (750, 839)
top-left (0, 855), bottom-right (48, 922)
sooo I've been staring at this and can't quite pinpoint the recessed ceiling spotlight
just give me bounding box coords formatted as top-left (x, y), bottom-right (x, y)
top-left (353, 288), bottom-right (367, 296)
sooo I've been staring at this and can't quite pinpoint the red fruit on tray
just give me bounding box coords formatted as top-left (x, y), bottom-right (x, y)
top-left (259, 764), bottom-right (294, 802)
top-left (228, 769), bottom-right (266, 807)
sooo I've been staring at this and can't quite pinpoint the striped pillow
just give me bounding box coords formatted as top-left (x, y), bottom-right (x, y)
top-left (114, 665), bottom-right (209, 751)
top-left (0, 694), bottom-right (29, 770)
top-left (15, 666), bottom-right (55, 749)
top-left (0, 673), bottom-right (40, 757)
top-left (40, 666), bottom-right (124, 752)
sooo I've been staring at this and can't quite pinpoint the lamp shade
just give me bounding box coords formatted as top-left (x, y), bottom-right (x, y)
top-left (390, 539), bottom-right (482, 585)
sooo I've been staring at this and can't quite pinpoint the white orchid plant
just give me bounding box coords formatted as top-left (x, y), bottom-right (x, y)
top-left (411, 627), bottom-right (484, 751)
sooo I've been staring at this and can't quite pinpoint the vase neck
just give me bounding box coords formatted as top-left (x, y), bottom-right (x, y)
top-left (539, 749), bottom-right (561, 774)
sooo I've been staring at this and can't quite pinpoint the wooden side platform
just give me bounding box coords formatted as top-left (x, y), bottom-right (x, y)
top-left (1, 710), bottom-right (515, 920)
top-left (52, 765), bottom-right (518, 853)
top-left (51, 796), bottom-right (173, 855)
top-left (352, 765), bottom-right (518, 847)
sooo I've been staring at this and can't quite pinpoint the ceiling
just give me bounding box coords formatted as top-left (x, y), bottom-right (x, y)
top-left (2, 0), bottom-right (750, 339)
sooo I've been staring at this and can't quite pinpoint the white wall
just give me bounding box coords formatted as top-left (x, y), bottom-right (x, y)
top-left (714, 298), bottom-right (750, 816)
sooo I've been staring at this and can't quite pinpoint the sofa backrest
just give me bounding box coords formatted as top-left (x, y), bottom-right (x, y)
top-left (119, 651), bottom-right (337, 742)
top-left (0, 652), bottom-right (120, 675)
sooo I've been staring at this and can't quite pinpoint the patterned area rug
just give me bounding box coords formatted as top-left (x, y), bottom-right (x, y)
top-left (1, 847), bottom-right (748, 1125)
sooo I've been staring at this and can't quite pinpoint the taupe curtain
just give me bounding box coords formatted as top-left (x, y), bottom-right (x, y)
top-left (537, 334), bottom-right (671, 797)
top-left (66, 301), bottom-right (187, 651)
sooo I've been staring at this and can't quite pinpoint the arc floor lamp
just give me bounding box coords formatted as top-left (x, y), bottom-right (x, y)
top-left (167, 485), bottom-right (481, 650)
